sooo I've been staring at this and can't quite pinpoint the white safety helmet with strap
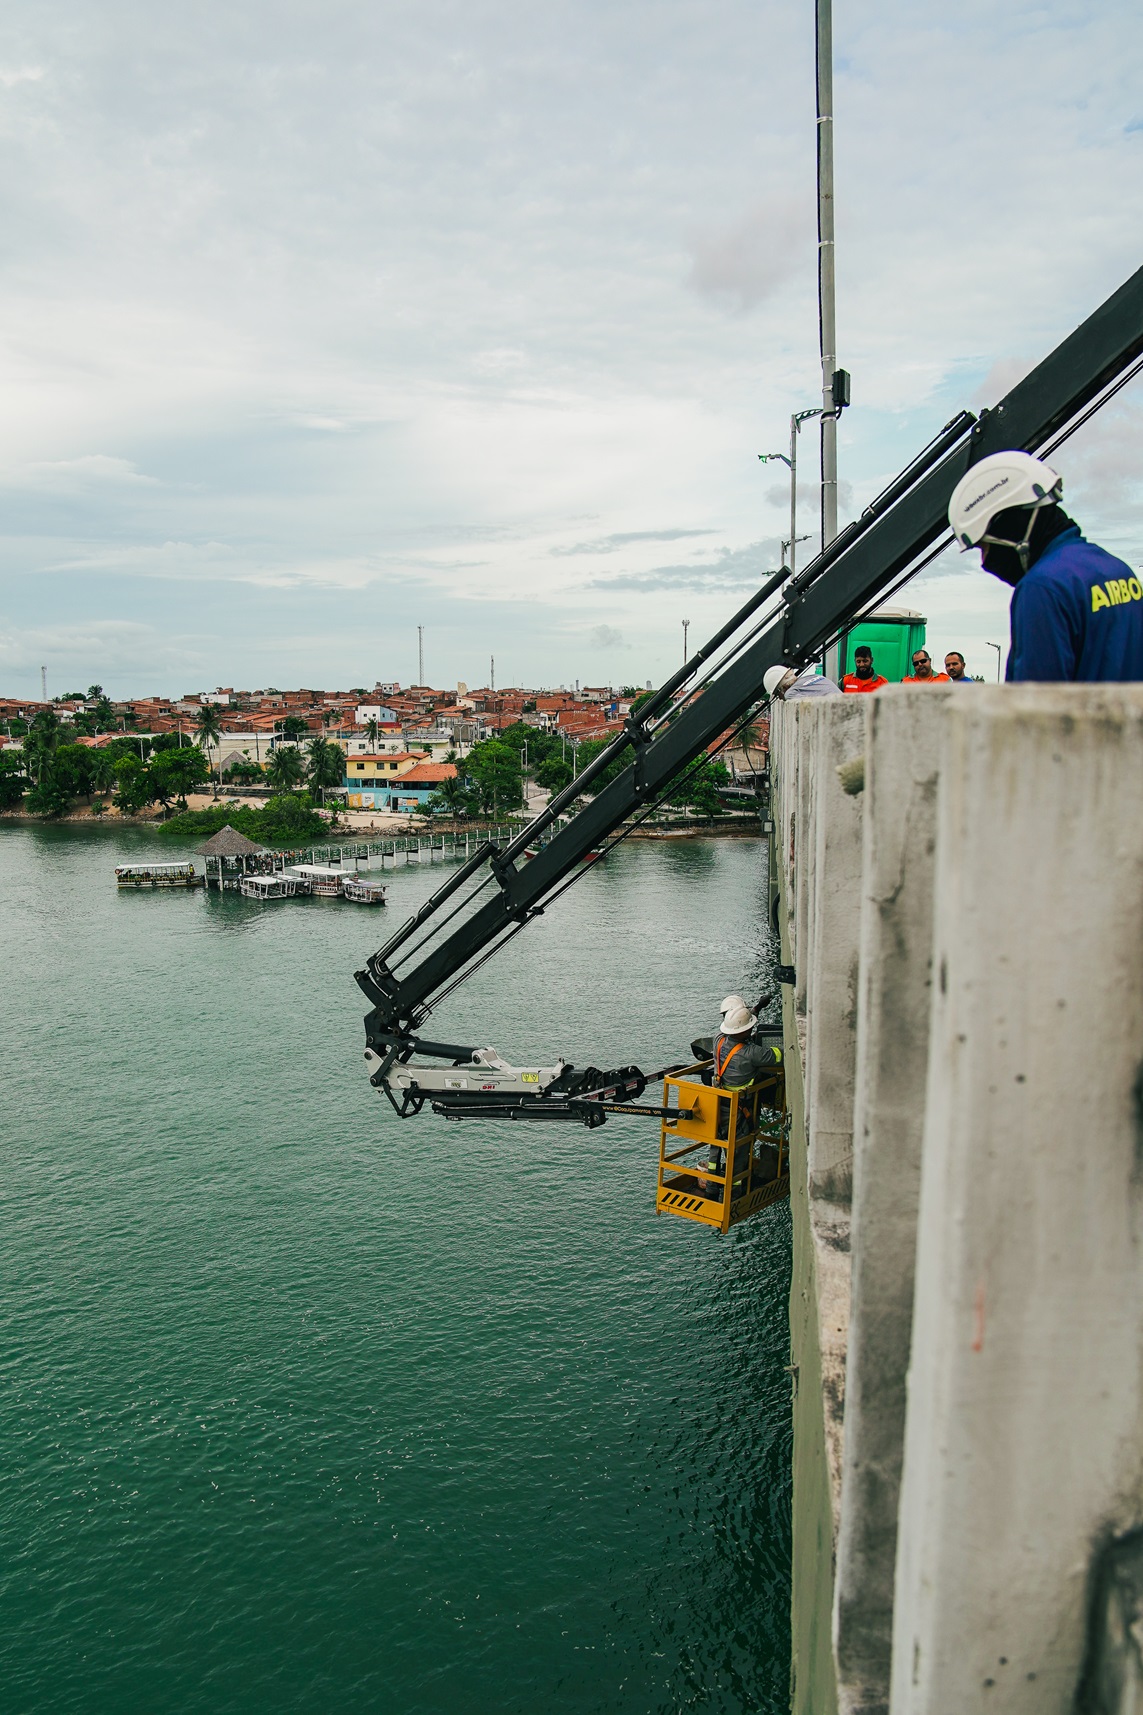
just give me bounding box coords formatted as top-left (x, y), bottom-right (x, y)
top-left (720, 993), bottom-right (746, 1018)
top-left (947, 450), bottom-right (1063, 572)
top-left (721, 1004), bottom-right (757, 1035)
top-left (763, 664), bottom-right (796, 698)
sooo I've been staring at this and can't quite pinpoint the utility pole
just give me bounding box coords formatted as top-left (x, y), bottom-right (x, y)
top-left (682, 618), bottom-right (691, 663)
top-left (417, 626), bottom-right (424, 687)
top-left (490, 655), bottom-right (495, 695)
top-left (817, 0), bottom-right (837, 548)
top-left (41, 665), bottom-right (47, 702)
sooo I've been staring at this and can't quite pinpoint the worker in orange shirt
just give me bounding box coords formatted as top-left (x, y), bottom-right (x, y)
top-left (902, 648), bottom-right (949, 684)
top-left (841, 645), bottom-right (888, 693)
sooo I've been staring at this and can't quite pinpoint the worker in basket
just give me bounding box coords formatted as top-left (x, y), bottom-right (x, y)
top-left (693, 1003), bottom-right (782, 1197)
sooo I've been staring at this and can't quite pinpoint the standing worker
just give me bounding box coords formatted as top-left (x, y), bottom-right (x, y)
top-left (944, 651), bottom-right (974, 683)
top-left (902, 648), bottom-right (949, 684)
top-left (841, 645), bottom-right (888, 693)
top-left (947, 451), bottom-right (1143, 681)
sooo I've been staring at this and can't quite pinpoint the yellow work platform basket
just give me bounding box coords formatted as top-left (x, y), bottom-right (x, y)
top-left (655, 1062), bottom-right (789, 1234)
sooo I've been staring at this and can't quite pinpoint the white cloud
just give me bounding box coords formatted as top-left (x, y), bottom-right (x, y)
top-left (686, 196), bottom-right (812, 313)
top-left (0, 0), bottom-right (1140, 695)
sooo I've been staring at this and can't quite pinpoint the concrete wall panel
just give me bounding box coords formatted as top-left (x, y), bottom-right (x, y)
top-left (890, 687), bottom-right (1143, 1711)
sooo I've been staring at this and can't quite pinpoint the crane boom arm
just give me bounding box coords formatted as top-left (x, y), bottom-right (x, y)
top-left (356, 265), bottom-right (1143, 1049)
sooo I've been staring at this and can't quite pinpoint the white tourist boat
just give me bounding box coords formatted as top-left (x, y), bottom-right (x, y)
top-left (239, 874), bottom-right (301, 900)
top-left (115, 862), bottom-right (203, 889)
top-left (341, 876), bottom-right (387, 905)
top-left (286, 863), bottom-right (345, 897)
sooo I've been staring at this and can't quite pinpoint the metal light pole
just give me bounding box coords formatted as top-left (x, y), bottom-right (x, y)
top-left (986, 641), bottom-right (1003, 681)
top-left (682, 618), bottom-right (691, 663)
top-left (817, 0), bottom-right (838, 548)
top-left (759, 408), bottom-right (822, 577)
top-left (417, 625), bottom-right (424, 687)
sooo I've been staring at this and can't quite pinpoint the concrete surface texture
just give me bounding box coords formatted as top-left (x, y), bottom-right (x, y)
top-left (770, 685), bottom-right (1143, 1715)
top-left (891, 686), bottom-right (1143, 1711)
top-left (833, 689), bottom-right (950, 1715)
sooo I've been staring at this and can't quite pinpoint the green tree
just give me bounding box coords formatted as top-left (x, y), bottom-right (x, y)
top-left (52, 743), bottom-right (96, 800)
top-left (568, 735), bottom-right (631, 795)
top-left (90, 749), bottom-right (118, 797)
top-left (86, 684), bottom-right (104, 701)
top-left (24, 708), bottom-right (61, 783)
top-left (113, 757), bottom-right (156, 815)
top-left (462, 739), bottom-right (524, 817)
top-left (194, 704), bottom-right (224, 785)
top-left (152, 746), bottom-right (210, 807)
top-left (93, 695), bottom-right (115, 731)
top-left (0, 751), bottom-right (28, 808)
top-left (24, 777), bottom-right (73, 817)
top-left (534, 753), bottom-right (573, 793)
top-left (667, 758), bottom-right (730, 821)
top-left (425, 765), bottom-right (474, 818)
top-left (306, 735), bottom-right (345, 805)
top-left (265, 745), bottom-right (304, 790)
top-left (363, 716), bottom-right (380, 749)
top-left (279, 714), bottom-right (309, 740)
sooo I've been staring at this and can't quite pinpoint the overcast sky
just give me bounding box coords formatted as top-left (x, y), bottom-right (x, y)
top-left (1, 0), bottom-right (1141, 697)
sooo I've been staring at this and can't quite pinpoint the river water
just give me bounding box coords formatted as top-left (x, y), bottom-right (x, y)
top-left (1, 825), bottom-right (791, 1714)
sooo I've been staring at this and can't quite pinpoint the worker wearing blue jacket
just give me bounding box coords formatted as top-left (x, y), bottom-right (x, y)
top-left (947, 451), bottom-right (1143, 682)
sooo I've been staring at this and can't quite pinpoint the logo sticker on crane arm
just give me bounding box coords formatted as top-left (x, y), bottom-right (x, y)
top-left (520, 1072), bottom-right (540, 1084)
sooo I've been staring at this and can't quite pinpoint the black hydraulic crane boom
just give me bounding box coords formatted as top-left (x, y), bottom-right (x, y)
top-left (356, 264), bottom-right (1143, 1060)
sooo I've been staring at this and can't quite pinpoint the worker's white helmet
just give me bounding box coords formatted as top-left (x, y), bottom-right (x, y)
top-left (720, 993), bottom-right (746, 1018)
top-left (763, 664), bottom-right (795, 698)
top-left (722, 1004), bottom-right (757, 1034)
top-left (947, 451), bottom-right (1062, 549)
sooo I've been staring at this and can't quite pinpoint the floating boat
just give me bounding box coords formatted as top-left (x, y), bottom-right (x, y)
top-left (115, 862), bottom-right (203, 889)
top-left (342, 877), bottom-right (387, 905)
top-left (285, 863), bottom-right (345, 897)
top-left (240, 874), bottom-right (302, 900)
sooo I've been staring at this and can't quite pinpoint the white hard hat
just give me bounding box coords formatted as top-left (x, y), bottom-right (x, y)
top-left (763, 664), bottom-right (795, 698)
top-left (947, 451), bottom-right (1062, 549)
top-left (722, 1004), bottom-right (757, 1034)
top-left (720, 993), bottom-right (746, 1017)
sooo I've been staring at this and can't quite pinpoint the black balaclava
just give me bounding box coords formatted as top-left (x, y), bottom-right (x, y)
top-left (980, 504), bottom-right (1076, 588)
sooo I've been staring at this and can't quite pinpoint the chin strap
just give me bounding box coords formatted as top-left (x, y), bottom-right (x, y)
top-left (980, 489), bottom-right (1063, 574)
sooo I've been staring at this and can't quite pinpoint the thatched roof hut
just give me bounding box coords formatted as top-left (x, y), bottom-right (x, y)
top-left (196, 824), bottom-right (266, 858)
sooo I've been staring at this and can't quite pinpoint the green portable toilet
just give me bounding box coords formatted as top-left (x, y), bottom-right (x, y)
top-left (832, 606), bottom-right (927, 684)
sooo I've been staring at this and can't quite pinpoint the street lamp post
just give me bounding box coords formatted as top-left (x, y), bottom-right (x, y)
top-left (682, 618), bottom-right (691, 663)
top-left (986, 641), bottom-right (1003, 682)
top-left (759, 408), bottom-right (823, 578)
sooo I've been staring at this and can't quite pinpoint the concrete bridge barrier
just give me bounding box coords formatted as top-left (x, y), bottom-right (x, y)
top-left (770, 685), bottom-right (1143, 1715)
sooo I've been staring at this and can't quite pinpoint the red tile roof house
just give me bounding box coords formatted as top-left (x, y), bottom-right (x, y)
top-left (344, 756), bottom-right (454, 811)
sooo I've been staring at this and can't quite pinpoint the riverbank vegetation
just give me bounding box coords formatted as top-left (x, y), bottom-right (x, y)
top-left (156, 792), bottom-right (329, 845)
top-left (426, 720), bottom-right (731, 822)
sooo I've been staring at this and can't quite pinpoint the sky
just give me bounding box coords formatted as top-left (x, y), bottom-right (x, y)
top-left (1, 0), bottom-right (1141, 698)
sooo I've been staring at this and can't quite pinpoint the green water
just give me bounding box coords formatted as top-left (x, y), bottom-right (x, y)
top-left (2, 826), bottom-right (791, 1714)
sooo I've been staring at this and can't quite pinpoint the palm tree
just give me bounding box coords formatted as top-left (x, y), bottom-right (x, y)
top-left (306, 735), bottom-right (345, 805)
top-left (363, 716), bottom-right (380, 749)
top-left (265, 745), bottom-right (304, 791)
top-left (194, 704), bottom-right (224, 789)
top-left (739, 720), bottom-right (768, 779)
top-left (25, 707), bottom-right (61, 784)
top-left (90, 749), bottom-right (117, 799)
